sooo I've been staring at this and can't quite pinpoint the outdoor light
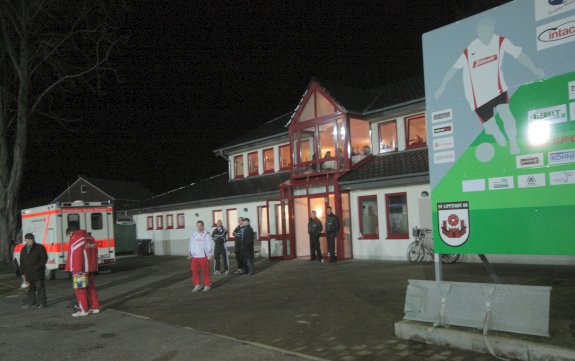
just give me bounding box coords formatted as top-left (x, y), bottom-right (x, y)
top-left (194, 213), bottom-right (199, 217)
top-left (421, 191), bottom-right (429, 197)
top-left (527, 120), bottom-right (551, 146)
top-left (243, 208), bottom-right (248, 212)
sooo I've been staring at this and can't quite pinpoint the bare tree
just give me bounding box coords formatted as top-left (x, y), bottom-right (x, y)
top-left (0, 0), bottom-right (127, 263)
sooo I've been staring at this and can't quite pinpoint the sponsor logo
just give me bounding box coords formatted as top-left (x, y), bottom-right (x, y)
top-left (549, 170), bottom-right (575, 185)
top-left (516, 153), bottom-right (544, 168)
top-left (473, 54), bottom-right (497, 68)
top-left (569, 81), bottom-right (575, 100)
top-left (552, 134), bottom-right (575, 144)
top-left (432, 122), bottom-right (453, 137)
top-left (518, 173), bottom-right (546, 188)
top-left (527, 104), bottom-right (568, 124)
top-left (431, 108), bottom-right (453, 123)
top-left (437, 202), bottom-right (470, 247)
top-left (433, 150), bottom-right (455, 164)
top-left (536, 0), bottom-right (575, 21)
top-left (462, 179), bottom-right (485, 193)
top-left (433, 136), bottom-right (454, 151)
top-left (537, 15), bottom-right (575, 50)
top-left (570, 102), bottom-right (575, 120)
top-left (548, 148), bottom-right (575, 164)
top-left (488, 176), bottom-right (514, 190)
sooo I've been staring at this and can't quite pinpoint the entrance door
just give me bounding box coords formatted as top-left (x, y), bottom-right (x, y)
top-left (266, 199), bottom-right (293, 259)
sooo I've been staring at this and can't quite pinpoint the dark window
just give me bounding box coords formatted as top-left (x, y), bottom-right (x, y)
top-left (91, 213), bottom-right (103, 230)
top-left (68, 214), bottom-right (80, 230)
top-left (80, 185), bottom-right (87, 194)
top-left (358, 196), bottom-right (379, 239)
top-left (386, 193), bottom-right (409, 239)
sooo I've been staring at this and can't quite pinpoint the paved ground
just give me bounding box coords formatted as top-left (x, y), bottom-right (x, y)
top-left (1, 256), bottom-right (574, 361)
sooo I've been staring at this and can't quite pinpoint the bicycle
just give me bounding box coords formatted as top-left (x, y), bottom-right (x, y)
top-left (407, 227), bottom-right (460, 263)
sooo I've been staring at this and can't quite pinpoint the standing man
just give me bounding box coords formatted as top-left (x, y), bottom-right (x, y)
top-left (325, 207), bottom-right (340, 263)
top-left (308, 211), bottom-right (323, 262)
top-left (233, 217), bottom-right (244, 274)
top-left (65, 225), bottom-right (100, 317)
top-left (240, 218), bottom-right (255, 275)
top-left (212, 219), bottom-right (228, 275)
top-left (19, 233), bottom-right (48, 309)
top-left (188, 220), bottom-right (213, 292)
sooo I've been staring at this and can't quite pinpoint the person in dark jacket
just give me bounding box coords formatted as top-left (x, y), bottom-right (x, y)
top-left (240, 218), bottom-right (255, 275)
top-left (232, 217), bottom-right (244, 274)
top-left (19, 233), bottom-right (48, 309)
top-left (308, 211), bottom-right (323, 262)
top-left (325, 207), bottom-right (340, 263)
top-left (212, 220), bottom-right (229, 275)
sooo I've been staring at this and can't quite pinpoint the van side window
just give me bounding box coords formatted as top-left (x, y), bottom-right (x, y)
top-left (91, 213), bottom-right (103, 230)
top-left (68, 214), bottom-right (80, 230)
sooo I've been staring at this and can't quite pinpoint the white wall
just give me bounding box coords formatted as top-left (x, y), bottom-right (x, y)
top-left (349, 184), bottom-right (575, 265)
top-left (134, 200), bottom-right (266, 256)
top-left (350, 184), bottom-right (430, 261)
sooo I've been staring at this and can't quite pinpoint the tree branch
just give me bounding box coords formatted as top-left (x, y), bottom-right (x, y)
top-left (30, 35), bottom-right (125, 116)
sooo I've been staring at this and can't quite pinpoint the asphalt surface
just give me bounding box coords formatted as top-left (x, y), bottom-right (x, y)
top-left (1, 256), bottom-right (574, 361)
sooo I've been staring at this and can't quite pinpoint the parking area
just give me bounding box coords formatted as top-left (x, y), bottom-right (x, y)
top-left (1, 256), bottom-right (574, 360)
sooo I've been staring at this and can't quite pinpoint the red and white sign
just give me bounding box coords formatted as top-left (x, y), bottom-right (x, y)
top-left (437, 202), bottom-right (470, 247)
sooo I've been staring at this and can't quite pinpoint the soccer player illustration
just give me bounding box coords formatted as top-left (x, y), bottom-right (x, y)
top-left (435, 17), bottom-right (545, 158)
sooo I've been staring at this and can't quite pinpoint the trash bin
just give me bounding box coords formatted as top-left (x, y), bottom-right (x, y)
top-left (135, 239), bottom-right (152, 256)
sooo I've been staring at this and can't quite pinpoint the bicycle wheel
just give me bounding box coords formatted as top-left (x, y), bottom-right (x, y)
top-left (407, 242), bottom-right (424, 263)
top-left (440, 253), bottom-right (460, 263)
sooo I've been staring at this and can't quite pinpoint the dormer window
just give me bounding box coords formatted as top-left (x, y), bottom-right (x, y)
top-left (405, 113), bottom-right (427, 149)
top-left (378, 120), bottom-right (398, 153)
top-left (233, 155), bottom-right (244, 179)
top-left (248, 152), bottom-right (259, 176)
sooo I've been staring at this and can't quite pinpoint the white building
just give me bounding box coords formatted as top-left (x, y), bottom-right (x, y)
top-left (128, 77), bottom-right (575, 265)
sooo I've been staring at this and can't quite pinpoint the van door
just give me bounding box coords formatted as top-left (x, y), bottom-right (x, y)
top-left (86, 211), bottom-right (110, 260)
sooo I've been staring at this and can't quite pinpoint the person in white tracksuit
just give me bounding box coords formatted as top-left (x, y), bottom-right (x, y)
top-left (188, 220), bottom-right (213, 292)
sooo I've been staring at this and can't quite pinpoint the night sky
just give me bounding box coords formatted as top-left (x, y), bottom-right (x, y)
top-left (21, 0), bottom-right (510, 205)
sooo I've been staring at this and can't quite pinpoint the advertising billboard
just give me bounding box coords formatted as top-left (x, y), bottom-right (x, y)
top-left (423, 0), bottom-right (575, 255)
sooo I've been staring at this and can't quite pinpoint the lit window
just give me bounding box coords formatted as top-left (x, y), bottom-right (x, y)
top-left (234, 155), bottom-right (244, 178)
top-left (258, 206), bottom-right (269, 238)
top-left (379, 121), bottom-right (398, 153)
top-left (176, 213), bottom-right (185, 229)
top-left (213, 209), bottom-right (222, 227)
top-left (147, 216), bottom-right (153, 230)
top-left (166, 214), bottom-right (174, 229)
top-left (386, 193), bottom-right (409, 239)
top-left (350, 118), bottom-right (371, 164)
top-left (156, 215), bottom-right (163, 230)
top-left (279, 145), bottom-right (292, 170)
top-left (263, 148), bottom-right (274, 173)
top-left (406, 114), bottom-right (427, 149)
top-left (227, 209), bottom-right (238, 239)
top-left (358, 196), bottom-right (378, 239)
top-left (248, 152), bottom-right (259, 176)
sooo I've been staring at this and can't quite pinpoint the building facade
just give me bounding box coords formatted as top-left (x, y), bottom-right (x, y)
top-left (128, 77), bottom-right (575, 265)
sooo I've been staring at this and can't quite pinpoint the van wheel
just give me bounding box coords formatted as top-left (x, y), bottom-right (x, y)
top-left (45, 268), bottom-right (56, 280)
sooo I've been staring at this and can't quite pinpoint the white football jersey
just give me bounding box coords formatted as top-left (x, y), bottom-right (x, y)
top-left (454, 34), bottom-right (522, 110)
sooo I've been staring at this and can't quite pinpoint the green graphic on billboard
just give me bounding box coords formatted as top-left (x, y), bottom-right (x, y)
top-left (423, 0), bottom-right (575, 255)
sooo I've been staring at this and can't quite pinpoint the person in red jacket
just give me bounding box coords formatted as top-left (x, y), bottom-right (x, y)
top-left (65, 224), bottom-right (100, 317)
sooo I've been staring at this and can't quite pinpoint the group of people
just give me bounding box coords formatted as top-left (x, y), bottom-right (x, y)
top-left (19, 224), bottom-right (101, 317)
top-left (188, 217), bottom-right (255, 292)
top-left (308, 206), bottom-right (340, 263)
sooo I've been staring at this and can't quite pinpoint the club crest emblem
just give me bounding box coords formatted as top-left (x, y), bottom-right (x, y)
top-left (437, 201), bottom-right (470, 247)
